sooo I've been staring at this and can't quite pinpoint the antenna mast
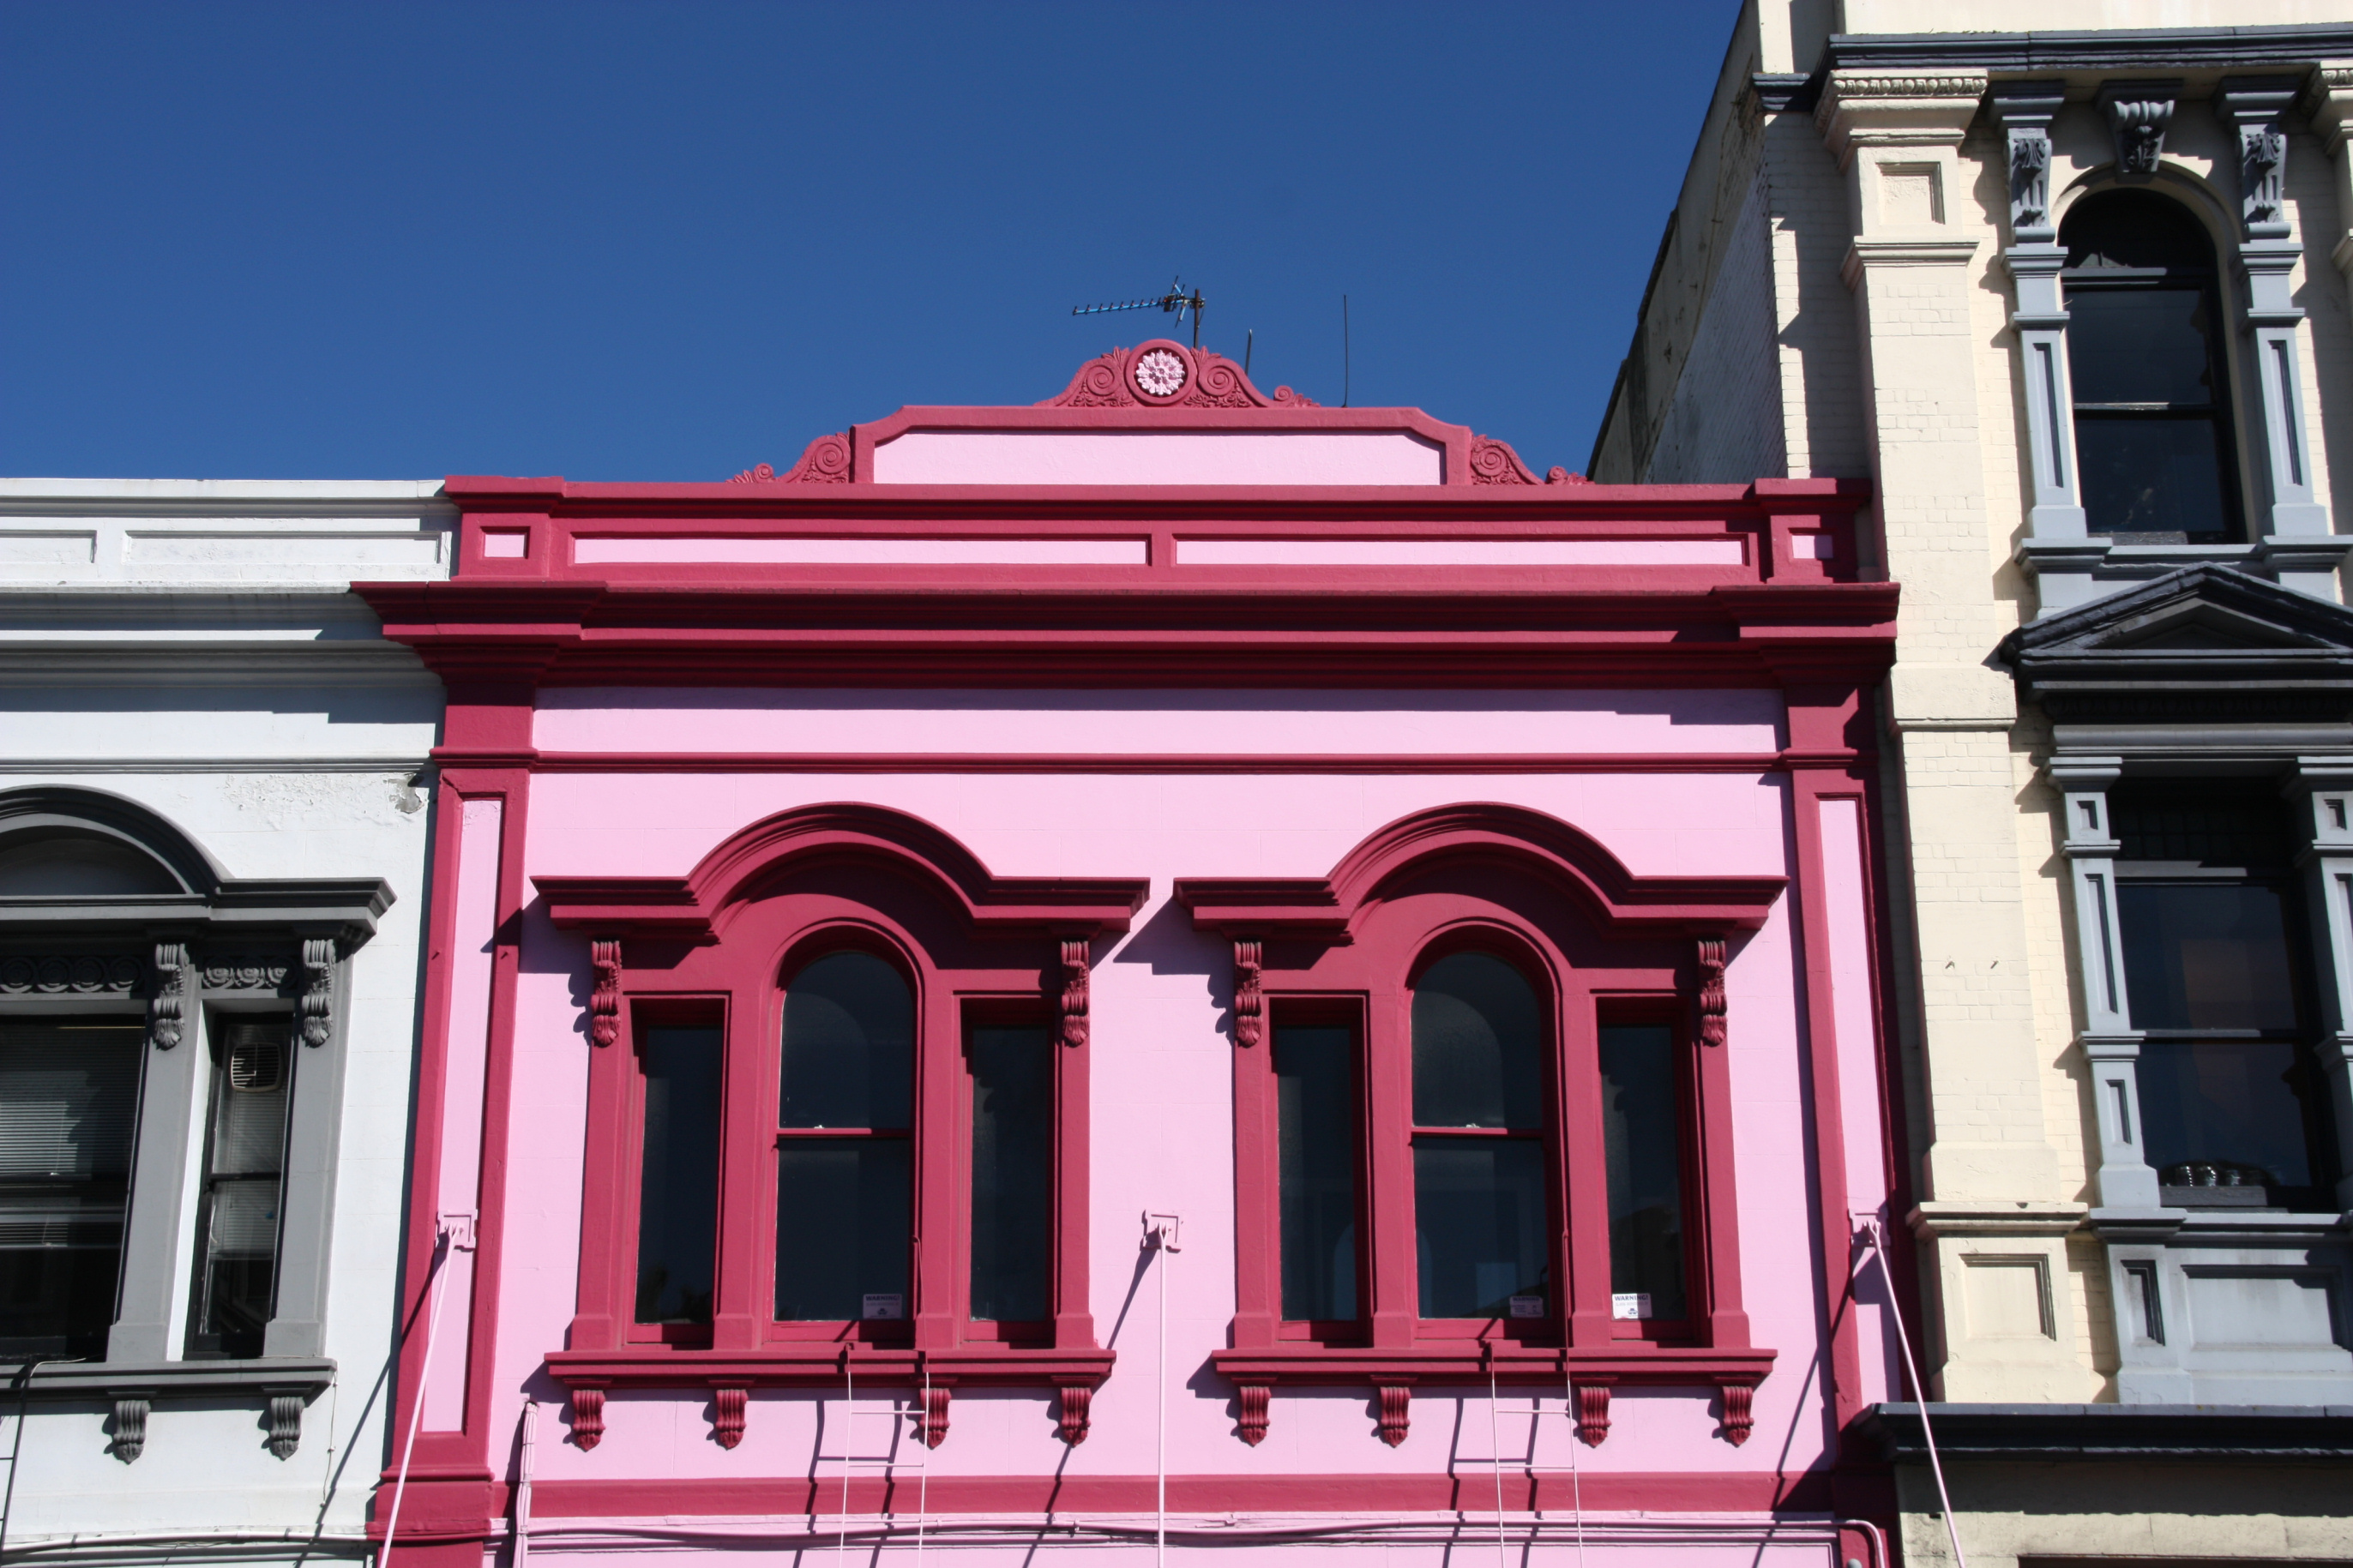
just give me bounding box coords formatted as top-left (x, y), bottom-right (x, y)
top-left (1071, 277), bottom-right (1206, 350)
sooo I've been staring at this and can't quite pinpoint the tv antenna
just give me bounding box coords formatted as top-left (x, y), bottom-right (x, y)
top-left (1072, 277), bottom-right (1205, 349)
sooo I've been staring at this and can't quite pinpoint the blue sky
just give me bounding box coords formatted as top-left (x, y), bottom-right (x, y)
top-left (2, 2), bottom-right (1737, 482)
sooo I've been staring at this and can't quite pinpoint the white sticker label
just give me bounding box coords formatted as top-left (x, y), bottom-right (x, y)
top-left (862, 1293), bottom-right (905, 1320)
top-left (1611, 1292), bottom-right (1652, 1321)
top-left (1507, 1295), bottom-right (1546, 1319)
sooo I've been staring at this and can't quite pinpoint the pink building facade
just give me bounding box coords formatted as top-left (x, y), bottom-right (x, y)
top-left (359, 345), bottom-right (1905, 1565)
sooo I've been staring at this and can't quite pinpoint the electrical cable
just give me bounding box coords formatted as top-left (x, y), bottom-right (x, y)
top-left (1856, 1215), bottom-right (1967, 1568)
top-left (0, 1357), bottom-right (63, 1566)
top-left (513, 1399), bottom-right (538, 1568)
top-left (381, 1216), bottom-right (466, 1568)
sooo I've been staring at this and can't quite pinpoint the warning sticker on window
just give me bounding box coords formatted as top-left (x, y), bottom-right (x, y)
top-left (1611, 1292), bottom-right (1652, 1320)
top-left (862, 1293), bottom-right (905, 1320)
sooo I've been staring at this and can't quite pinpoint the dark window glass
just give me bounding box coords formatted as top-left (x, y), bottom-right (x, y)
top-left (1411, 952), bottom-right (1544, 1129)
top-left (2119, 883), bottom-right (2301, 1033)
top-left (1274, 1024), bottom-right (1357, 1322)
top-left (968, 1025), bottom-right (1050, 1324)
top-left (2060, 190), bottom-right (2239, 541)
top-left (780, 951), bottom-right (912, 1130)
top-left (1411, 952), bottom-right (1549, 1319)
top-left (1598, 1024), bottom-right (1688, 1321)
top-left (187, 1020), bottom-right (291, 1357)
top-left (774, 1142), bottom-right (912, 1320)
top-left (2139, 1036), bottom-right (2320, 1192)
top-left (0, 1019), bottom-right (140, 1359)
top-left (2065, 290), bottom-right (2220, 406)
top-left (633, 1024), bottom-right (719, 1325)
top-left (2112, 788), bottom-right (2291, 866)
top-left (776, 951), bottom-right (913, 1321)
top-left (1413, 1140), bottom-right (1547, 1318)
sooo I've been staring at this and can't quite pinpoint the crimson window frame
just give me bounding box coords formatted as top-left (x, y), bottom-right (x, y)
top-left (1178, 803), bottom-right (1779, 1446)
top-left (541, 805), bottom-right (1144, 1447)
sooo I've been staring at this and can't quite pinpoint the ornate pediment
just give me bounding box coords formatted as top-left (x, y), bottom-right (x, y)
top-left (2000, 565), bottom-right (2353, 737)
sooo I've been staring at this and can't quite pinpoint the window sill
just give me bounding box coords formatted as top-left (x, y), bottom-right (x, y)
top-left (544, 1346), bottom-right (1115, 1450)
top-left (1207, 1343), bottom-right (1774, 1449)
top-left (0, 1356), bottom-right (334, 1463)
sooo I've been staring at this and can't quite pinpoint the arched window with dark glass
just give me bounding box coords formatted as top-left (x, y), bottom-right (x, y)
top-left (1410, 951), bottom-right (1550, 1319)
top-left (775, 950), bottom-right (914, 1322)
top-left (2061, 189), bottom-right (2242, 541)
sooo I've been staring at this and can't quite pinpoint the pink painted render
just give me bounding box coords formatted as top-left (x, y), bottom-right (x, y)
top-left (869, 429), bottom-right (1447, 485)
top-left (529, 688), bottom-right (1789, 760)
top-left (473, 750), bottom-right (1889, 1487)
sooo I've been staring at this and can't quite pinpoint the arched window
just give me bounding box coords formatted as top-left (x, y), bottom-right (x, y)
top-left (1410, 951), bottom-right (1550, 1319)
top-left (0, 786), bottom-right (385, 1444)
top-left (775, 949), bottom-right (915, 1321)
top-left (553, 804), bottom-right (1142, 1446)
top-left (2061, 189), bottom-right (2242, 540)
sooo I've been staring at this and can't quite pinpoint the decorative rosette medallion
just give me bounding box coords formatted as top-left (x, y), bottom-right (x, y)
top-left (1131, 347), bottom-right (1189, 400)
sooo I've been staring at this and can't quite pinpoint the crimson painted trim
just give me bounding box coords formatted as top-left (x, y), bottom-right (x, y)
top-left (1176, 802), bottom-right (1786, 939)
top-left (545, 1346), bottom-right (1115, 1388)
top-left (509, 1469), bottom-right (1835, 1518)
top-left (517, 750), bottom-right (1802, 775)
top-left (533, 802), bottom-right (1147, 940)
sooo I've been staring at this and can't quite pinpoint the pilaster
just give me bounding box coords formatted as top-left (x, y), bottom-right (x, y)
top-left (1820, 71), bottom-right (2057, 1217)
top-left (2218, 77), bottom-right (2335, 572)
top-left (2286, 760), bottom-right (2353, 1211)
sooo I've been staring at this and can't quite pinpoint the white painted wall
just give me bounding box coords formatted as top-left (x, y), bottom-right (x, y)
top-left (0, 482), bottom-right (450, 1560)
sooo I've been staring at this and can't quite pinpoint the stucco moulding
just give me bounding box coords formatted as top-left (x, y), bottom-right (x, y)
top-left (713, 343), bottom-right (1580, 491)
top-left (1175, 802), bottom-right (1787, 942)
top-left (534, 802), bottom-right (1148, 942)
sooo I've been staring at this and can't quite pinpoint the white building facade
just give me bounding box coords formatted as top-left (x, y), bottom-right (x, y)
top-left (1592, 6), bottom-right (2353, 1565)
top-left (0, 481), bottom-right (449, 1563)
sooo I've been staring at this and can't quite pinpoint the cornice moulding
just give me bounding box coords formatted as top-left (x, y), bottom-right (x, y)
top-left (0, 478), bottom-right (452, 519)
top-left (1841, 237), bottom-right (1984, 288)
top-left (1816, 70), bottom-right (1989, 164)
top-left (1910, 1201), bottom-right (2090, 1238)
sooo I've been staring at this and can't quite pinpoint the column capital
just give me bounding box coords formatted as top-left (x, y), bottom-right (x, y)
top-left (1989, 81), bottom-right (2067, 243)
top-left (2301, 62), bottom-right (2353, 155)
top-left (1814, 70), bottom-right (1987, 166)
top-left (2216, 75), bottom-right (2302, 239)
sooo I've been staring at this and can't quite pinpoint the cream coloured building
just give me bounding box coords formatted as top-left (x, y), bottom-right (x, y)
top-left (1592, 5), bottom-right (2353, 1564)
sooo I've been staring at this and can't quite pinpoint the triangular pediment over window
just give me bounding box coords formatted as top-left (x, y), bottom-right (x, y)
top-left (1999, 565), bottom-right (2353, 744)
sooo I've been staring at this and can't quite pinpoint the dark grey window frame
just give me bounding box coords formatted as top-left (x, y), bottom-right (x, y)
top-left (0, 787), bottom-right (389, 1461)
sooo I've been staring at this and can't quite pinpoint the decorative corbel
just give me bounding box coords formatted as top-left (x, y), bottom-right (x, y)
top-left (589, 939), bottom-right (622, 1047)
top-left (1719, 1382), bottom-right (1756, 1446)
top-left (1989, 81), bottom-right (2065, 242)
top-left (111, 1393), bottom-right (151, 1463)
top-left (2099, 81), bottom-right (2180, 181)
top-left (298, 938), bottom-right (335, 1048)
top-left (1374, 1383), bottom-right (1411, 1447)
top-left (1055, 1382), bottom-right (1093, 1445)
top-left (1697, 935), bottom-right (1728, 1048)
top-left (1236, 1382), bottom-right (1270, 1446)
top-left (569, 1385), bottom-right (606, 1450)
top-left (265, 1390), bottom-right (306, 1459)
top-left (1232, 938), bottom-right (1264, 1048)
top-left (710, 1382), bottom-right (748, 1450)
top-left (149, 942), bottom-right (186, 1050)
top-left (2217, 77), bottom-right (2302, 238)
top-left (1058, 936), bottom-right (1090, 1049)
top-left (918, 1383), bottom-right (952, 1448)
top-left (1574, 1381), bottom-right (1612, 1446)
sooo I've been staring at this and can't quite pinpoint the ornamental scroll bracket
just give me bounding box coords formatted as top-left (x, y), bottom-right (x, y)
top-left (1989, 81), bottom-right (2064, 243)
top-left (1697, 935), bottom-right (1729, 1048)
top-left (299, 938), bottom-right (335, 1048)
top-left (150, 943), bottom-right (187, 1050)
top-left (1059, 936), bottom-right (1090, 1049)
top-left (2216, 77), bottom-right (2301, 239)
top-left (589, 939), bottom-right (623, 1047)
top-left (1231, 938), bottom-right (1264, 1048)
